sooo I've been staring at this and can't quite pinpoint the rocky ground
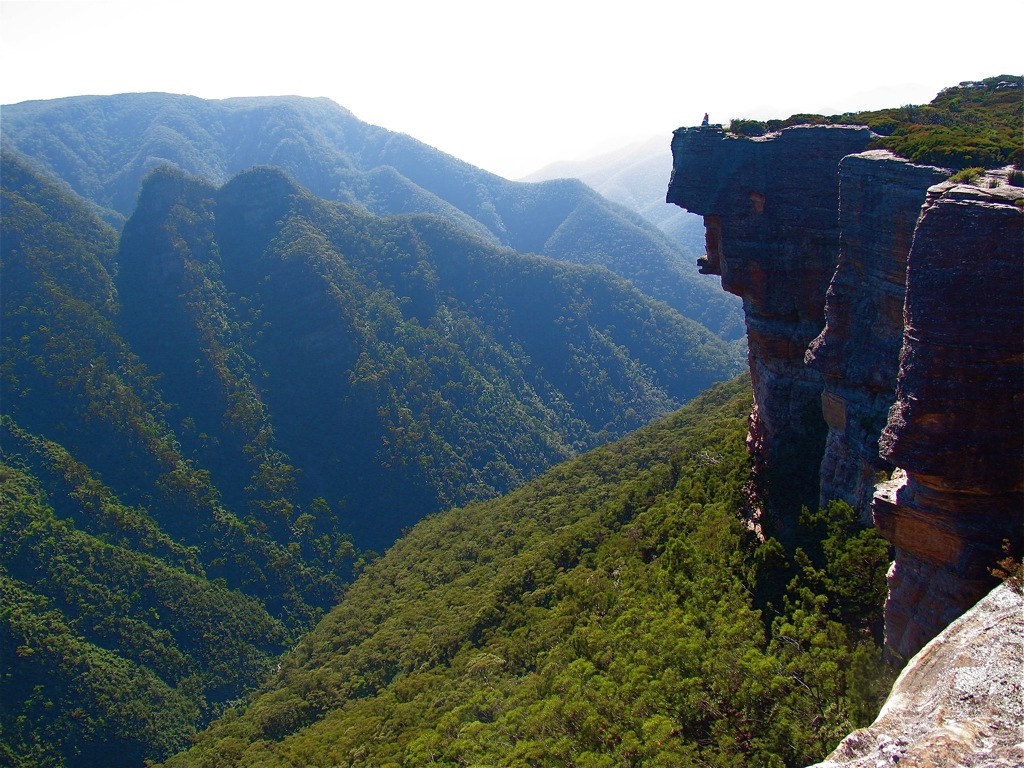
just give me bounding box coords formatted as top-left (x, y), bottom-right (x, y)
top-left (812, 581), bottom-right (1023, 767)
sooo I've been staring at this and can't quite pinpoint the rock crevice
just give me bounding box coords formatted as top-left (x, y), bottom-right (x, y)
top-left (806, 151), bottom-right (949, 519)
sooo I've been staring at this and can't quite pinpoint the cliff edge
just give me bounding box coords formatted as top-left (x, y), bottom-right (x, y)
top-left (668, 124), bottom-right (1023, 661)
top-left (874, 179), bottom-right (1024, 660)
top-left (810, 581), bottom-right (1023, 768)
top-left (666, 124), bottom-right (873, 531)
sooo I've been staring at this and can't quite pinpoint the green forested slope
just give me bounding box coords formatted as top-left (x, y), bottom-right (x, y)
top-left (1, 150), bottom-right (348, 617)
top-left (0, 462), bottom-right (289, 768)
top-left (0, 149), bottom-right (334, 766)
top-left (522, 135), bottom-right (710, 280)
top-left (1, 148), bottom-right (743, 767)
top-left (112, 163), bottom-right (740, 550)
top-left (164, 377), bottom-right (893, 768)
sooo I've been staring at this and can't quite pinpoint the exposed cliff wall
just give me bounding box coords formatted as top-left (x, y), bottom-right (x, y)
top-left (667, 125), bottom-right (873, 528)
top-left (806, 151), bottom-right (949, 519)
top-left (874, 179), bottom-right (1024, 661)
top-left (668, 125), bottom-right (1023, 662)
top-left (810, 582), bottom-right (1024, 768)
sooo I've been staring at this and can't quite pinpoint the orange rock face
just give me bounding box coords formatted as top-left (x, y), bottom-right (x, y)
top-left (668, 124), bottom-right (873, 527)
top-left (875, 181), bottom-right (1024, 660)
top-left (669, 126), bottom-right (1023, 660)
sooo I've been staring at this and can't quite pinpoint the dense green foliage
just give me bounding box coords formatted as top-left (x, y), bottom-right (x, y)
top-left (1, 150), bottom-right (348, 612)
top-left (163, 377), bottom-right (893, 768)
top-left (109, 163), bottom-right (740, 551)
top-left (0, 462), bottom-right (288, 767)
top-left (729, 75), bottom-right (1023, 170)
top-left (1, 92), bottom-right (744, 339)
top-left (1, 144), bottom-right (741, 766)
top-left (0, 150), bottom-right (334, 765)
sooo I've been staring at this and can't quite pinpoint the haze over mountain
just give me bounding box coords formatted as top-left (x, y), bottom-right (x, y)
top-left (5, 1), bottom-right (1021, 180)
top-left (522, 134), bottom-right (709, 259)
top-left (1, 93), bottom-right (745, 339)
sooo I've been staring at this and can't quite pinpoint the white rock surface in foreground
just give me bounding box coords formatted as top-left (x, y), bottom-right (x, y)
top-left (810, 581), bottom-right (1023, 767)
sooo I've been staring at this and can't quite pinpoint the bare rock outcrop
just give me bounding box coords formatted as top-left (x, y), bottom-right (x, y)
top-left (874, 180), bottom-right (1024, 661)
top-left (809, 581), bottom-right (1024, 768)
top-left (667, 125), bottom-right (873, 526)
top-left (806, 151), bottom-right (949, 520)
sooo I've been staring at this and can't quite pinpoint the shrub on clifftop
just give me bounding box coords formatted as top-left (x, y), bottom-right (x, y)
top-left (727, 75), bottom-right (1022, 170)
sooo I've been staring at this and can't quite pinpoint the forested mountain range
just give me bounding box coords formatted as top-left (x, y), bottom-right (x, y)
top-left (3, 79), bottom-right (1015, 768)
top-left (1, 90), bottom-right (744, 767)
top-left (522, 135), bottom-right (708, 261)
top-left (3, 144), bottom-right (740, 549)
top-left (0, 93), bottom-right (744, 339)
top-left (1, 150), bottom-right (307, 768)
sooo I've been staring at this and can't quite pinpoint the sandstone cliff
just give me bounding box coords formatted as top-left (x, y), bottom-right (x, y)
top-left (667, 125), bottom-right (1023, 661)
top-left (806, 151), bottom-right (949, 518)
top-left (810, 581), bottom-right (1023, 768)
top-left (874, 179), bottom-right (1024, 660)
top-left (666, 125), bottom-right (873, 531)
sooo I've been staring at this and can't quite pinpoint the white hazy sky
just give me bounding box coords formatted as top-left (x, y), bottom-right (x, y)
top-left (1, 0), bottom-right (1021, 179)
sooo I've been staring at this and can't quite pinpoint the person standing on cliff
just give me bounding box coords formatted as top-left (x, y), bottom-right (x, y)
top-left (702, 112), bottom-right (709, 126)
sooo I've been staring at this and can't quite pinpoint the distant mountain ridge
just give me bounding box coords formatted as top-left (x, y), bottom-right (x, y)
top-left (3, 144), bottom-right (740, 552)
top-left (118, 161), bottom-right (742, 548)
top-left (1, 93), bottom-right (744, 339)
top-left (522, 134), bottom-right (710, 262)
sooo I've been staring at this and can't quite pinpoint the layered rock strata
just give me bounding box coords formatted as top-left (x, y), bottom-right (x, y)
top-left (874, 180), bottom-right (1024, 660)
top-left (810, 582), bottom-right (1024, 768)
top-left (668, 124), bottom-right (1023, 661)
top-left (667, 125), bottom-right (873, 527)
top-left (805, 151), bottom-right (949, 519)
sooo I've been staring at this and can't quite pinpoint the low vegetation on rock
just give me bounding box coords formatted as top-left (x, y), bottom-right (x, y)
top-left (730, 75), bottom-right (1023, 170)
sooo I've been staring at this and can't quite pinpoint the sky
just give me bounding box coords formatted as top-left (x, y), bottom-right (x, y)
top-left (1, 0), bottom-right (1021, 179)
